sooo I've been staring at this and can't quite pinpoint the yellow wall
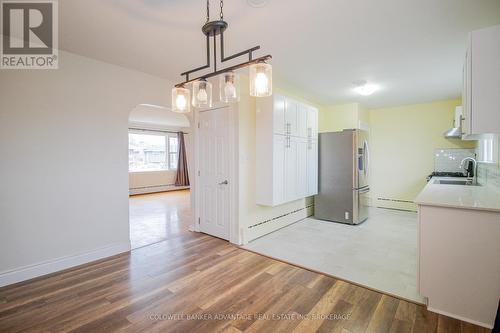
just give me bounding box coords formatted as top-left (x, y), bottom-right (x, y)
top-left (319, 99), bottom-right (476, 211)
top-left (319, 102), bottom-right (370, 132)
top-left (369, 99), bottom-right (476, 210)
top-left (319, 103), bottom-right (358, 132)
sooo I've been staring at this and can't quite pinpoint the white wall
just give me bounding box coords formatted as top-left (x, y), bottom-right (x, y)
top-left (0, 50), bottom-right (175, 285)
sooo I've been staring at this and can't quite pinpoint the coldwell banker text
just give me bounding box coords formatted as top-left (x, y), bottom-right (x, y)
top-left (1, 0), bottom-right (58, 69)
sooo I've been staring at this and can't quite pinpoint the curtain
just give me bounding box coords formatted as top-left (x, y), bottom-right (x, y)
top-left (175, 132), bottom-right (190, 186)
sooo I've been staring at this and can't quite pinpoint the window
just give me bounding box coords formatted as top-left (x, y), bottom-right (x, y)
top-left (169, 136), bottom-right (179, 169)
top-left (128, 131), bottom-right (179, 172)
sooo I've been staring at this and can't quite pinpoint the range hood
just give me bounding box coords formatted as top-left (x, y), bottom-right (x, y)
top-left (444, 106), bottom-right (463, 138)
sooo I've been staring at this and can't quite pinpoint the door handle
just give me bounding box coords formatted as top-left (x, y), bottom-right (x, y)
top-left (218, 180), bottom-right (228, 185)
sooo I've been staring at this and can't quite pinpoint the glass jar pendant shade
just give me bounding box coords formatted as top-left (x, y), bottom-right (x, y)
top-left (249, 62), bottom-right (272, 97)
top-left (220, 71), bottom-right (240, 102)
top-left (192, 79), bottom-right (213, 108)
top-left (171, 86), bottom-right (190, 113)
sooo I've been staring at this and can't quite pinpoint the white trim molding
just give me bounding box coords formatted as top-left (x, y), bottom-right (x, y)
top-left (427, 307), bottom-right (494, 330)
top-left (0, 242), bottom-right (131, 287)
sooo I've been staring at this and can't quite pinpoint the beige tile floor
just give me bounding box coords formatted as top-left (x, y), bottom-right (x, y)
top-left (243, 207), bottom-right (425, 304)
top-left (129, 189), bottom-right (191, 249)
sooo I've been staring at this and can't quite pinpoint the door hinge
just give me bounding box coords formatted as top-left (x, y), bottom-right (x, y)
top-left (197, 122), bottom-right (200, 128)
top-left (198, 170), bottom-right (200, 176)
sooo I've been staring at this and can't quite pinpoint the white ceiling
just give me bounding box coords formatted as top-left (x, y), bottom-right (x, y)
top-left (60, 0), bottom-right (500, 108)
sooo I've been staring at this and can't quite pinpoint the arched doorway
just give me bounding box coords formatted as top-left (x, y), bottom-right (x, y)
top-left (127, 104), bottom-right (192, 249)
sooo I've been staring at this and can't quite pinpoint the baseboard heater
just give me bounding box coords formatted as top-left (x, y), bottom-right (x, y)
top-left (376, 197), bottom-right (417, 212)
top-left (244, 204), bottom-right (314, 244)
top-left (129, 184), bottom-right (189, 195)
top-left (249, 204), bottom-right (315, 229)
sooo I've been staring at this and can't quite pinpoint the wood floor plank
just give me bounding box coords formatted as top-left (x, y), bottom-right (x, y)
top-left (291, 280), bottom-right (350, 333)
top-left (341, 288), bottom-right (383, 333)
top-left (364, 295), bottom-right (400, 333)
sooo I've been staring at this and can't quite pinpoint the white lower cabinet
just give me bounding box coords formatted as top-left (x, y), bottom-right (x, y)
top-left (272, 134), bottom-right (286, 204)
top-left (284, 136), bottom-right (307, 202)
top-left (306, 139), bottom-right (318, 196)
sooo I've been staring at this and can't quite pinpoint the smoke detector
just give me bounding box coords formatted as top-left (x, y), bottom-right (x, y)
top-left (247, 0), bottom-right (270, 8)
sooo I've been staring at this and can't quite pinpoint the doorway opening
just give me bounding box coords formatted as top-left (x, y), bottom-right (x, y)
top-left (128, 104), bottom-right (192, 249)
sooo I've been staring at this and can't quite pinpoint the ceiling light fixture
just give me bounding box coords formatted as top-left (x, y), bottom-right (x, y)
top-left (353, 81), bottom-right (379, 96)
top-left (172, 0), bottom-right (273, 113)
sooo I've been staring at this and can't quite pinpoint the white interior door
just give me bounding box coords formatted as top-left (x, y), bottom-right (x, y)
top-left (198, 107), bottom-right (231, 240)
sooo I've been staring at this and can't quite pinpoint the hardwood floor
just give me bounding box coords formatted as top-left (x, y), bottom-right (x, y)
top-left (129, 190), bottom-right (191, 249)
top-left (0, 191), bottom-right (490, 332)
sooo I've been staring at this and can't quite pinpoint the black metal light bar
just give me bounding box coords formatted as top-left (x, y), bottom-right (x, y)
top-left (175, 0), bottom-right (272, 88)
top-left (175, 54), bottom-right (272, 88)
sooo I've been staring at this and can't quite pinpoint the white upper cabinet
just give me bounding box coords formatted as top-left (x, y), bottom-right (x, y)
top-left (285, 99), bottom-right (299, 137)
top-left (462, 25), bottom-right (500, 138)
top-left (256, 94), bottom-right (319, 206)
top-left (297, 103), bottom-right (309, 138)
top-left (272, 94), bottom-right (286, 135)
top-left (306, 106), bottom-right (319, 139)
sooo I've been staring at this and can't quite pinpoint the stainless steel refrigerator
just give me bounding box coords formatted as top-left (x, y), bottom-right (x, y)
top-left (314, 129), bottom-right (370, 224)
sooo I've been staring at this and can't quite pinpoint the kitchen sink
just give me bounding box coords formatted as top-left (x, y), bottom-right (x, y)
top-left (433, 179), bottom-right (477, 186)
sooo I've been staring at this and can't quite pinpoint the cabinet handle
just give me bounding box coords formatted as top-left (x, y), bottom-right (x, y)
top-left (307, 128), bottom-right (312, 138)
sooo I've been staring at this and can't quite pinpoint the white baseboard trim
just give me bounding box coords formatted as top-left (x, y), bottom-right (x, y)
top-left (426, 306), bottom-right (493, 329)
top-left (0, 241), bottom-right (131, 288)
top-left (129, 185), bottom-right (189, 196)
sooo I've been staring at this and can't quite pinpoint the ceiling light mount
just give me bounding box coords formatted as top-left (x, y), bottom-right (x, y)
top-left (173, 0), bottom-right (273, 107)
top-left (353, 80), bottom-right (379, 96)
top-left (201, 20), bottom-right (228, 37)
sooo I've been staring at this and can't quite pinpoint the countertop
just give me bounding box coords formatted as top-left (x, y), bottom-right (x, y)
top-left (415, 177), bottom-right (500, 212)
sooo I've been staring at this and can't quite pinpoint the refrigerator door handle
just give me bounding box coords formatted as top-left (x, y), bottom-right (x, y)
top-left (363, 140), bottom-right (370, 177)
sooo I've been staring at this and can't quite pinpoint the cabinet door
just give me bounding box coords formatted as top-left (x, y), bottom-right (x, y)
top-left (306, 107), bottom-right (319, 139)
top-left (306, 139), bottom-right (318, 196)
top-left (284, 137), bottom-right (307, 201)
top-left (462, 47), bottom-right (472, 136)
top-left (285, 98), bottom-right (298, 137)
top-left (273, 94), bottom-right (286, 135)
top-left (297, 137), bottom-right (308, 198)
top-left (297, 103), bottom-right (308, 138)
top-left (284, 136), bottom-right (298, 201)
top-left (273, 134), bottom-right (286, 205)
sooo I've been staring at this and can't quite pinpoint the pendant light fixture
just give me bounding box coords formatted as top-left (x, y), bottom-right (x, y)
top-left (192, 79), bottom-right (213, 108)
top-left (171, 86), bottom-right (190, 113)
top-left (220, 71), bottom-right (240, 102)
top-left (171, 0), bottom-right (272, 111)
top-left (249, 62), bottom-right (272, 97)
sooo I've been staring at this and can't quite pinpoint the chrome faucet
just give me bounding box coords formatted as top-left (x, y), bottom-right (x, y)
top-left (460, 157), bottom-right (478, 184)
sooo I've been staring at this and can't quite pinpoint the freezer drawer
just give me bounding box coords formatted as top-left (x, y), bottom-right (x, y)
top-left (353, 186), bottom-right (370, 224)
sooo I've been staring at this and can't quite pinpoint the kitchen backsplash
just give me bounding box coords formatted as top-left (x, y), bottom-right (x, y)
top-left (477, 162), bottom-right (500, 192)
top-left (434, 148), bottom-right (476, 173)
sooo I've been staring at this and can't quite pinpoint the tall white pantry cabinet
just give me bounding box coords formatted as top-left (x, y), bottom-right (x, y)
top-left (256, 94), bottom-right (319, 206)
